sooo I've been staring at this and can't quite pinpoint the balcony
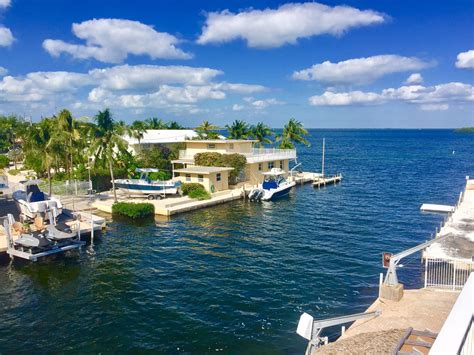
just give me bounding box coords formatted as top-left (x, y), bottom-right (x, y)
top-left (179, 148), bottom-right (297, 163)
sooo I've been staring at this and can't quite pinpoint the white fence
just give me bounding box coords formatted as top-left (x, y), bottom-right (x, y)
top-left (430, 272), bottom-right (474, 355)
top-left (424, 258), bottom-right (474, 290)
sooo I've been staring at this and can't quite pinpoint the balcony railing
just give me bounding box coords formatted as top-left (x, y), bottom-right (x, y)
top-left (179, 148), bottom-right (296, 163)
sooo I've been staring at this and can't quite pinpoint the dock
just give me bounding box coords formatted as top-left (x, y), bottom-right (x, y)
top-left (420, 203), bottom-right (455, 213)
top-left (312, 173), bottom-right (343, 188)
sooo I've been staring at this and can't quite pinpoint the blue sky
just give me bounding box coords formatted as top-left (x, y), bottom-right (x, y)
top-left (0, 0), bottom-right (473, 128)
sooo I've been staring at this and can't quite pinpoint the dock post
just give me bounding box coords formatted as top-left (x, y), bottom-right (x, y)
top-left (379, 273), bottom-right (383, 297)
top-left (90, 212), bottom-right (94, 243)
top-left (321, 138), bottom-right (325, 177)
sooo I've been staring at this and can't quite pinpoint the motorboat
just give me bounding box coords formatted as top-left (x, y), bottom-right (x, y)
top-left (114, 168), bottom-right (181, 199)
top-left (12, 180), bottom-right (63, 220)
top-left (249, 168), bottom-right (296, 201)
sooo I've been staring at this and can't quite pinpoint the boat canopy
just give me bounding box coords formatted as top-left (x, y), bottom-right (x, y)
top-left (136, 168), bottom-right (160, 173)
top-left (20, 179), bottom-right (43, 186)
top-left (262, 168), bottom-right (286, 177)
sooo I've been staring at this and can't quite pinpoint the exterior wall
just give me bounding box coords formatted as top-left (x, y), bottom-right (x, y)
top-left (176, 173), bottom-right (211, 191)
top-left (208, 170), bottom-right (229, 192)
top-left (245, 159), bottom-right (290, 185)
top-left (175, 171), bottom-right (230, 192)
top-left (184, 141), bottom-right (253, 157)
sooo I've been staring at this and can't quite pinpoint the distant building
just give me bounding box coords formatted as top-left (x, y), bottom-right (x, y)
top-left (172, 139), bottom-right (297, 186)
top-left (124, 130), bottom-right (199, 154)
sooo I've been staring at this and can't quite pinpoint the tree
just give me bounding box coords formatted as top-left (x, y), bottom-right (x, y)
top-left (145, 117), bottom-right (167, 129)
top-left (57, 109), bottom-right (80, 180)
top-left (129, 120), bottom-right (147, 152)
top-left (226, 120), bottom-right (250, 139)
top-left (7, 148), bottom-right (23, 169)
top-left (91, 109), bottom-right (129, 202)
top-left (167, 121), bottom-right (183, 129)
top-left (196, 120), bottom-right (220, 139)
top-left (276, 118), bottom-right (310, 149)
top-left (251, 122), bottom-right (273, 147)
top-left (23, 118), bottom-right (57, 194)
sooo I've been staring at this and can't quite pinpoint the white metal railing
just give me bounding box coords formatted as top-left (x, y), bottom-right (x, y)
top-left (424, 258), bottom-right (474, 290)
top-left (178, 148), bottom-right (297, 162)
top-left (430, 272), bottom-right (474, 355)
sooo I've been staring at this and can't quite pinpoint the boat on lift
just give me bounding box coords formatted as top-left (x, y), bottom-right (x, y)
top-left (114, 168), bottom-right (181, 199)
top-left (249, 168), bottom-right (296, 201)
top-left (12, 180), bottom-right (63, 220)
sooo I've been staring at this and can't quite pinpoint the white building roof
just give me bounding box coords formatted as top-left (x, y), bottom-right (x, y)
top-left (125, 130), bottom-right (198, 145)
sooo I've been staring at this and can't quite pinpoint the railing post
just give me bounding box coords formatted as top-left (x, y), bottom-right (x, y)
top-left (453, 260), bottom-right (457, 290)
top-left (424, 257), bottom-right (429, 288)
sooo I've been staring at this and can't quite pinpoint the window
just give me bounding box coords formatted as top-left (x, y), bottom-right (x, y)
top-left (258, 163), bottom-right (263, 171)
top-left (175, 173), bottom-right (180, 177)
top-left (186, 174), bottom-right (191, 182)
top-left (216, 173), bottom-right (221, 182)
top-left (198, 174), bottom-right (204, 182)
top-left (280, 160), bottom-right (283, 169)
top-left (207, 143), bottom-right (216, 149)
top-left (229, 143), bottom-right (234, 149)
top-left (268, 161), bottom-right (274, 169)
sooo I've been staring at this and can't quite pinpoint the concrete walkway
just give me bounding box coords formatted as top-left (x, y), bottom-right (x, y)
top-left (92, 189), bottom-right (243, 216)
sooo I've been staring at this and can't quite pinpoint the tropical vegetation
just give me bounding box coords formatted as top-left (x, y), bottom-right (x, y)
top-left (112, 202), bottom-right (155, 219)
top-left (194, 152), bottom-right (247, 184)
top-left (180, 183), bottom-right (211, 200)
top-left (276, 118), bottom-right (310, 149)
top-left (196, 120), bottom-right (220, 139)
top-left (226, 120), bottom-right (250, 139)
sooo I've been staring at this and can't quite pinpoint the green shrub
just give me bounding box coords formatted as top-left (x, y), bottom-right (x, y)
top-left (180, 183), bottom-right (211, 200)
top-left (0, 155), bottom-right (8, 169)
top-left (112, 202), bottom-right (155, 219)
top-left (194, 152), bottom-right (246, 184)
top-left (188, 188), bottom-right (211, 200)
top-left (181, 183), bottom-right (205, 195)
top-left (8, 168), bottom-right (20, 175)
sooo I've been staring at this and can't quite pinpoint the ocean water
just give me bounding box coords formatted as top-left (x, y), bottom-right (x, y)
top-left (0, 129), bottom-right (473, 354)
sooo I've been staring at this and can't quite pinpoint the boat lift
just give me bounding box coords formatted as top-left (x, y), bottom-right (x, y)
top-left (383, 233), bottom-right (450, 286)
top-left (2, 212), bottom-right (85, 262)
top-left (296, 310), bottom-right (381, 354)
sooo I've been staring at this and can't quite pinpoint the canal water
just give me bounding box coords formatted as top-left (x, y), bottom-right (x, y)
top-left (0, 130), bottom-right (473, 353)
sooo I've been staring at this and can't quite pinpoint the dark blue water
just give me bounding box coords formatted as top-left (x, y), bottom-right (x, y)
top-left (0, 130), bottom-right (473, 353)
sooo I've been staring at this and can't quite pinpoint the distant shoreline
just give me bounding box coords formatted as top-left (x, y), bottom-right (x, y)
top-left (454, 127), bottom-right (474, 133)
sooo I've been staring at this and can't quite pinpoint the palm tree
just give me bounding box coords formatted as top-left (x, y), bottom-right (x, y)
top-left (23, 118), bottom-right (56, 194)
top-left (196, 120), bottom-right (220, 139)
top-left (57, 109), bottom-right (80, 180)
top-left (167, 121), bottom-right (183, 129)
top-left (91, 109), bottom-right (128, 202)
top-left (145, 117), bottom-right (167, 129)
top-left (251, 122), bottom-right (273, 147)
top-left (276, 118), bottom-right (310, 149)
top-left (129, 120), bottom-right (147, 152)
top-left (226, 120), bottom-right (250, 139)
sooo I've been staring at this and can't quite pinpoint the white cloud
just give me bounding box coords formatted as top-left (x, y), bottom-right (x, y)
top-left (0, 0), bottom-right (10, 8)
top-left (251, 98), bottom-right (284, 109)
top-left (43, 18), bottom-right (191, 63)
top-left (90, 65), bottom-right (223, 90)
top-left (309, 82), bottom-right (474, 110)
top-left (405, 73), bottom-right (423, 84)
top-left (198, 2), bottom-right (385, 48)
top-left (455, 50), bottom-right (474, 69)
top-left (293, 55), bottom-right (430, 85)
top-left (232, 104), bottom-right (244, 111)
top-left (0, 65), bottom-right (267, 115)
top-left (0, 26), bottom-right (14, 46)
top-left (0, 66), bottom-right (7, 76)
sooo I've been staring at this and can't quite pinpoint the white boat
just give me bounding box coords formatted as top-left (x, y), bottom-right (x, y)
top-left (114, 168), bottom-right (181, 199)
top-left (12, 180), bottom-right (63, 219)
top-left (249, 168), bottom-right (296, 201)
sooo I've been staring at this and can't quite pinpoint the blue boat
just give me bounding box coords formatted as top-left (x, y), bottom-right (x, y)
top-left (114, 168), bottom-right (181, 200)
top-left (248, 168), bottom-right (296, 201)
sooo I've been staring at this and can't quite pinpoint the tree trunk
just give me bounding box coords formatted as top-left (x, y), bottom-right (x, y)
top-left (47, 167), bottom-right (52, 196)
top-left (109, 157), bottom-right (117, 203)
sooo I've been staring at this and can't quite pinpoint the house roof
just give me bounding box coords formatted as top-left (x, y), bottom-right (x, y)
top-left (124, 130), bottom-right (198, 145)
top-left (174, 166), bottom-right (234, 175)
top-left (185, 139), bottom-right (257, 143)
